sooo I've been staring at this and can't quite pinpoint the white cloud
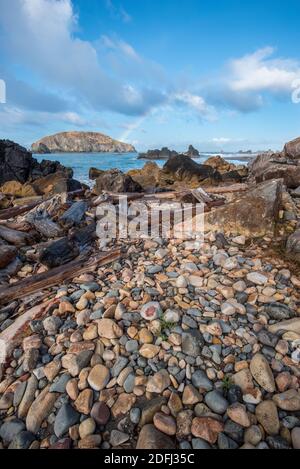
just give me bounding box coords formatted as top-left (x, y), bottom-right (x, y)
top-left (229, 47), bottom-right (300, 94)
top-left (204, 47), bottom-right (300, 113)
top-left (0, 0), bottom-right (163, 116)
top-left (101, 35), bottom-right (141, 61)
top-left (212, 137), bottom-right (232, 144)
top-left (174, 92), bottom-right (217, 121)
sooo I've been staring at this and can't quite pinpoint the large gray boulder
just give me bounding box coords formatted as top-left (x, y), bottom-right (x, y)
top-left (203, 179), bottom-right (283, 237)
top-left (249, 153), bottom-right (300, 189)
top-left (286, 228), bottom-right (300, 262)
top-left (283, 136), bottom-right (300, 160)
top-left (93, 169), bottom-right (143, 194)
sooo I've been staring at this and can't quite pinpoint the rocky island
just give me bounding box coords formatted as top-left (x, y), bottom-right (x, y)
top-left (31, 131), bottom-right (136, 154)
top-left (138, 145), bottom-right (200, 160)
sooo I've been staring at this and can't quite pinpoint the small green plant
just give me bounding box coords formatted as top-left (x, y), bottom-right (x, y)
top-left (222, 375), bottom-right (233, 392)
top-left (158, 318), bottom-right (176, 340)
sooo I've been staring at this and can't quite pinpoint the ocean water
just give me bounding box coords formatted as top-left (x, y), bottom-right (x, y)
top-left (34, 152), bottom-right (254, 186)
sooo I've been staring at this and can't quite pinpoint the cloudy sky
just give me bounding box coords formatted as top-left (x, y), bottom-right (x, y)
top-left (0, 0), bottom-right (300, 151)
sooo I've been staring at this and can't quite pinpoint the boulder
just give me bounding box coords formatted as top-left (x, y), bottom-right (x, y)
top-left (163, 154), bottom-right (222, 185)
top-left (31, 172), bottom-right (82, 195)
top-left (283, 136), bottom-right (300, 160)
top-left (128, 162), bottom-right (163, 192)
top-left (249, 152), bottom-right (300, 188)
top-left (89, 168), bottom-right (105, 180)
top-left (0, 140), bottom-right (75, 195)
top-left (203, 179), bottom-right (283, 237)
top-left (0, 181), bottom-right (38, 198)
top-left (286, 228), bottom-right (300, 262)
top-left (204, 155), bottom-right (234, 172)
top-left (0, 140), bottom-right (33, 185)
top-left (93, 169), bottom-right (143, 194)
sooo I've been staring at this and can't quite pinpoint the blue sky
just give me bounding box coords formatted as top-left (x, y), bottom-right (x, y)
top-left (0, 0), bottom-right (300, 151)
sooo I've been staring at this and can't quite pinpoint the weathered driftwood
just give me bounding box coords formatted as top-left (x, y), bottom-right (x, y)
top-left (0, 299), bottom-right (58, 362)
top-left (0, 190), bottom-right (85, 224)
top-left (26, 212), bottom-right (63, 239)
top-left (0, 258), bottom-right (23, 284)
top-left (70, 222), bottom-right (96, 247)
top-left (0, 225), bottom-right (34, 246)
top-left (60, 200), bottom-right (88, 227)
top-left (0, 199), bottom-right (42, 221)
top-left (0, 248), bottom-right (122, 306)
top-left (39, 237), bottom-right (80, 268)
top-left (205, 183), bottom-right (249, 194)
top-left (0, 246), bottom-right (17, 269)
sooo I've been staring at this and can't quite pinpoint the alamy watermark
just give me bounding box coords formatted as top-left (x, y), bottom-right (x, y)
top-left (96, 197), bottom-right (205, 240)
top-left (0, 79), bottom-right (6, 104)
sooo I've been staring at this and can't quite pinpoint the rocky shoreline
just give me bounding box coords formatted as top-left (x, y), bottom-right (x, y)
top-left (0, 137), bottom-right (300, 450)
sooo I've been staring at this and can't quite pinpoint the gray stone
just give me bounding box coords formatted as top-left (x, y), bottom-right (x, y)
top-left (182, 330), bottom-right (204, 357)
top-left (0, 418), bottom-right (25, 443)
top-left (49, 373), bottom-right (71, 393)
top-left (192, 370), bottom-right (213, 391)
top-left (54, 404), bottom-right (80, 438)
top-left (205, 391), bottom-right (229, 414)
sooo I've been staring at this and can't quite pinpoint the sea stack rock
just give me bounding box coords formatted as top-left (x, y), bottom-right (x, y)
top-left (31, 131), bottom-right (136, 154)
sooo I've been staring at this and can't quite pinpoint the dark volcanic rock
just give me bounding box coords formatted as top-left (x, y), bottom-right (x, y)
top-left (0, 140), bottom-right (33, 185)
top-left (185, 145), bottom-right (200, 157)
top-left (0, 140), bottom-right (75, 192)
top-left (138, 147), bottom-right (178, 160)
top-left (93, 169), bottom-right (143, 194)
top-left (163, 154), bottom-right (221, 184)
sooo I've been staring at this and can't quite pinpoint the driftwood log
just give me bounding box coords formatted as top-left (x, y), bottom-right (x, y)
top-left (0, 246), bottom-right (17, 269)
top-left (0, 200), bottom-right (43, 221)
top-left (70, 222), bottom-right (96, 247)
top-left (39, 237), bottom-right (80, 268)
top-left (60, 200), bottom-right (88, 228)
top-left (205, 183), bottom-right (249, 194)
top-left (0, 225), bottom-right (34, 246)
top-left (0, 248), bottom-right (122, 306)
top-left (0, 258), bottom-right (23, 284)
top-left (26, 212), bottom-right (63, 238)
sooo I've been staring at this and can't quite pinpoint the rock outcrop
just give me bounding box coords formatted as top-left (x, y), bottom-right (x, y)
top-left (93, 169), bottom-right (143, 194)
top-left (249, 136), bottom-right (300, 189)
top-left (286, 229), bottom-right (300, 262)
top-left (0, 140), bottom-right (81, 197)
top-left (138, 145), bottom-right (200, 160)
top-left (203, 179), bottom-right (283, 237)
top-left (31, 132), bottom-right (136, 154)
top-left (283, 136), bottom-right (300, 160)
top-left (185, 145), bottom-right (200, 157)
top-left (138, 147), bottom-right (178, 160)
top-left (163, 154), bottom-right (222, 185)
top-left (128, 162), bottom-right (163, 192)
top-left (249, 153), bottom-right (300, 189)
